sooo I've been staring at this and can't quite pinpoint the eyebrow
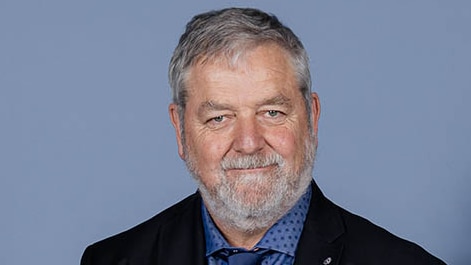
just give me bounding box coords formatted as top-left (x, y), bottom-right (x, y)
top-left (257, 95), bottom-right (292, 108)
top-left (197, 94), bottom-right (292, 115)
top-left (198, 101), bottom-right (235, 116)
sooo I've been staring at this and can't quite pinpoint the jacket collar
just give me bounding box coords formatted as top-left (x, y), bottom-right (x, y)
top-left (294, 180), bottom-right (345, 265)
top-left (150, 193), bottom-right (207, 265)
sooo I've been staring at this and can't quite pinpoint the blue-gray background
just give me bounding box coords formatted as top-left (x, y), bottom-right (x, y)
top-left (1, 0), bottom-right (469, 264)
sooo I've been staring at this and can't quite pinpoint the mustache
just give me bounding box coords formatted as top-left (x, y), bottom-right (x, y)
top-left (221, 153), bottom-right (283, 170)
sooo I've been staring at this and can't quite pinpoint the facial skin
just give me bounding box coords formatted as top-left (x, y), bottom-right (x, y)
top-left (169, 44), bottom-right (320, 248)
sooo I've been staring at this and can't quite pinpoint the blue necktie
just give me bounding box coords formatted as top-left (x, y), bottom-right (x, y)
top-left (226, 249), bottom-right (267, 265)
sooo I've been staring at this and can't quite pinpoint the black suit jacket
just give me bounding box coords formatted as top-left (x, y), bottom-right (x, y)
top-left (81, 181), bottom-right (445, 264)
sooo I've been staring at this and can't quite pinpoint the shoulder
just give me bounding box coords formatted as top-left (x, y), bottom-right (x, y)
top-left (81, 193), bottom-right (201, 265)
top-left (335, 201), bottom-right (445, 264)
top-left (303, 182), bottom-right (445, 264)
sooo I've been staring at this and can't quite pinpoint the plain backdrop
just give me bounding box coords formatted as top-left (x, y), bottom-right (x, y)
top-left (1, 1), bottom-right (470, 264)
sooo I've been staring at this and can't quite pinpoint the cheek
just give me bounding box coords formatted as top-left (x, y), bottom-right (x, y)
top-left (265, 125), bottom-right (309, 173)
top-left (265, 128), bottom-right (299, 158)
top-left (186, 131), bottom-right (230, 179)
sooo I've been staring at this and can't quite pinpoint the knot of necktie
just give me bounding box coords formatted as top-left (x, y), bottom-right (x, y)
top-left (219, 248), bottom-right (269, 265)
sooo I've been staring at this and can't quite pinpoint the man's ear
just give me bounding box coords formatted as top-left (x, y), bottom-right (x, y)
top-left (168, 103), bottom-right (185, 160)
top-left (310, 92), bottom-right (321, 136)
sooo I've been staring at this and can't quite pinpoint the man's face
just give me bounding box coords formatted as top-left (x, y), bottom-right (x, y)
top-left (169, 44), bottom-right (320, 231)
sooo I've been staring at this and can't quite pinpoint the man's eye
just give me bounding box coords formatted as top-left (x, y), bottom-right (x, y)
top-left (211, 115), bottom-right (225, 123)
top-left (267, 110), bottom-right (281, 117)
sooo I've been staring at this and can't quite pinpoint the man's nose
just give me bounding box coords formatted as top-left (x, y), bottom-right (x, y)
top-left (232, 117), bottom-right (265, 154)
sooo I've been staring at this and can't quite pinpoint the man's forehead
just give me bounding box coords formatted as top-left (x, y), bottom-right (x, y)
top-left (182, 43), bottom-right (301, 110)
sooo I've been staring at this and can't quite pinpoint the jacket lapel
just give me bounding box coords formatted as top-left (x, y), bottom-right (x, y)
top-left (149, 193), bottom-right (207, 265)
top-left (294, 181), bottom-right (345, 265)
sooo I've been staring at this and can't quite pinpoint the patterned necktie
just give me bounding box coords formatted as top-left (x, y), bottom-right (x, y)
top-left (226, 249), bottom-right (268, 265)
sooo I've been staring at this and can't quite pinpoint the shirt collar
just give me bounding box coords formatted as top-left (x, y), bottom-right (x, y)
top-left (202, 184), bottom-right (312, 257)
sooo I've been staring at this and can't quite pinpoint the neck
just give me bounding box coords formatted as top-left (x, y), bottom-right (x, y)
top-left (211, 216), bottom-right (272, 250)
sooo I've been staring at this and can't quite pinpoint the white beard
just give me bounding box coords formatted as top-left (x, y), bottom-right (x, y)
top-left (185, 137), bottom-right (316, 233)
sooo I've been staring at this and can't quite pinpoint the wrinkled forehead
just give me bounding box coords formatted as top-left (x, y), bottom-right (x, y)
top-left (183, 43), bottom-right (300, 106)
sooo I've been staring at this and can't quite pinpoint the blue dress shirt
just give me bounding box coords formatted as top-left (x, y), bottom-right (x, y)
top-left (202, 185), bottom-right (312, 265)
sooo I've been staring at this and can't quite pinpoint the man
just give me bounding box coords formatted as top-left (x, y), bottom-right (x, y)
top-left (81, 7), bottom-right (445, 265)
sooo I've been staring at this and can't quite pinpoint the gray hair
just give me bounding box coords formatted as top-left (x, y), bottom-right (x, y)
top-left (168, 7), bottom-right (312, 129)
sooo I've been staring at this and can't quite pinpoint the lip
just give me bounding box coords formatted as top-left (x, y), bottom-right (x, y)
top-left (225, 164), bottom-right (276, 174)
